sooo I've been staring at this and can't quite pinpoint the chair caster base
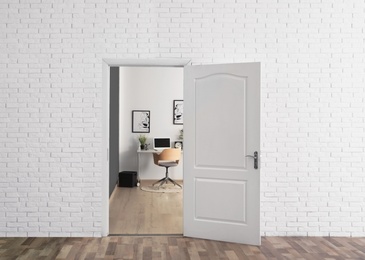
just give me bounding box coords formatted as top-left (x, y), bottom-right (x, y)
top-left (153, 177), bottom-right (182, 188)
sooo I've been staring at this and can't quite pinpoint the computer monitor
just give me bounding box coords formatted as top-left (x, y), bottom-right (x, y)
top-left (153, 137), bottom-right (171, 150)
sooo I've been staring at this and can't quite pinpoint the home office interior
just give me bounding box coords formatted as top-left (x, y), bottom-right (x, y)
top-left (109, 66), bottom-right (184, 235)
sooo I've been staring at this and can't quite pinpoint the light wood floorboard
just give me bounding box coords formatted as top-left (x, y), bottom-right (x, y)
top-left (109, 180), bottom-right (183, 235)
top-left (1, 236), bottom-right (365, 260)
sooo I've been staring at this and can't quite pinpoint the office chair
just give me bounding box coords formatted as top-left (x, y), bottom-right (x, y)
top-left (152, 148), bottom-right (182, 188)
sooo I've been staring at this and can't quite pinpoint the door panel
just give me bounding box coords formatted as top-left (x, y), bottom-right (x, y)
top-left (195, 178), bottom-right (247, 224)
top-left (195, 74), bottom-right (247, 168)
top-left (184, 63), bottom-right (260, 245)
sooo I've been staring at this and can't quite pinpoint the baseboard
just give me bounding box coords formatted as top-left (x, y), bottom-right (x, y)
top-left (109, 183), bottom-right (118, 201)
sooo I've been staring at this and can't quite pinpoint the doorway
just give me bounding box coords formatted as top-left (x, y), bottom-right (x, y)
top-left (102, 59), bottom-right (261, 245)
top-left (103, 60), bottom-right (189, 234)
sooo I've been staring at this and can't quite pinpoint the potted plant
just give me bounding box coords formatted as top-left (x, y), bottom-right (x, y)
top-left (138, 134), bottom-right (147, 150)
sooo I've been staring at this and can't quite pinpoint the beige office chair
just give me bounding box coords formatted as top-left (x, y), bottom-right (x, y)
top-left (152, 148), bottom-right (182, 188)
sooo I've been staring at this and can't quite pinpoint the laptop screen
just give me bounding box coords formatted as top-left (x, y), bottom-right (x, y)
top-left (153, 138), bottom-right (171, 149)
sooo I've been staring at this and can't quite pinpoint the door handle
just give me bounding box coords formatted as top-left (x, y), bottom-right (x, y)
top-left (245, 151), bottom-right (258, 169)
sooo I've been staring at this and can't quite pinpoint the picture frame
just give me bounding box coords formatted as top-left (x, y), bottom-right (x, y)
top-left (174, 141), bottom-right (183, 150)
top-left (173, 100), bottom-right (183, 125)
top-left (132, 110), bottom-right (150, 133)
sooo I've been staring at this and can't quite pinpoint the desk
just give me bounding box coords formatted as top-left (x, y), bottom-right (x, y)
top-left (137, 149), bottom-right (183, 180)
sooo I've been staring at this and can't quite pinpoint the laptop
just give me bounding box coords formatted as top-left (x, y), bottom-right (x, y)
top-left (153, 137), bottom-right (171, 150)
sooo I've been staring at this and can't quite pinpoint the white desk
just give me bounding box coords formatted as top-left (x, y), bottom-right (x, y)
top-left (137, 149), bottom-right (183, 180)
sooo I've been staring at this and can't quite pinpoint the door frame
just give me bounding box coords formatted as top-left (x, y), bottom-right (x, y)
top-left (101, 58), bottom-right (191, 236)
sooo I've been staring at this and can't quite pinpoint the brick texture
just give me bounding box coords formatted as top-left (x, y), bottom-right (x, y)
top-left (0, 0), bottom-right (364, 237)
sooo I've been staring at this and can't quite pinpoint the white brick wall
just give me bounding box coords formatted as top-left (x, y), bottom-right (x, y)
top-left (1, 0), bottom-right (364, 237)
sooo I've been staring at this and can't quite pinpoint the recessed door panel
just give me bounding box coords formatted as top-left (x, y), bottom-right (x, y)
top-left (195, 178), bottom-right (247, 224)
top-left (195, 74), bottom-right (246, 169)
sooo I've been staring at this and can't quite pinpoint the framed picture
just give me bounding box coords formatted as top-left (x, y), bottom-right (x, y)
top-left (173, 100), bottom-right (183, 125)
top-left (132, 110), bottom-right (150, 133)
top-left (174, 141), bottom-right (183, 150)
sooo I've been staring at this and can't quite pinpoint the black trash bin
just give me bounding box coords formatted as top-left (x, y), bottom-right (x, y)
top-left (118, 171), bottom-right (137, 187)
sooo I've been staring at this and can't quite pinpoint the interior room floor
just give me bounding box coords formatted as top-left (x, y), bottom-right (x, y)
top-left (1, 236), bottom-right (365, 260)
top-left (109, 180), bottom-right (183, 235)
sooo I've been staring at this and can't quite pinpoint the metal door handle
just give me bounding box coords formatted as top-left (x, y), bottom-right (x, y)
top-left (245, 151), bottom-right (258, 169)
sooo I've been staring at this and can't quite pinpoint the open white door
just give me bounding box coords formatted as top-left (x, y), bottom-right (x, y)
top-left (183, 63), bottom-right (260, 245)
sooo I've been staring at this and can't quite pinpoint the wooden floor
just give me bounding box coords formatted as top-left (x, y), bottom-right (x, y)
top-left (1, 236), bottom-right (365, 260)
top-left (109, 180), bottom-right (183, 235)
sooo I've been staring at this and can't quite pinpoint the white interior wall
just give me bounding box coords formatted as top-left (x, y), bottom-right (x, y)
top-left (119, 67), bottom-right (183, 172)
